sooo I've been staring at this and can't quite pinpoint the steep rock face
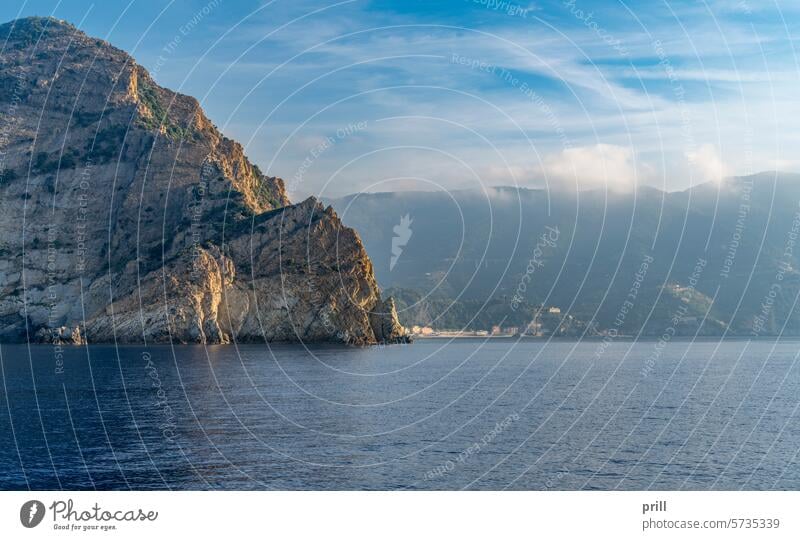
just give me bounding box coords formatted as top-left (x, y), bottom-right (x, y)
top-left (369, 297), bottom-right (410, 344)
top-left (0, 17), bottom-right (408, 345)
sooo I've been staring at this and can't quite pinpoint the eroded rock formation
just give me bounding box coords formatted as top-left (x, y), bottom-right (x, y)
top-left (0, 17), bottom-right (409, 345)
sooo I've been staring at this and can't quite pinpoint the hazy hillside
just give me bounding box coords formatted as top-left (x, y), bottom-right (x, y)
top-left (330, 173), bottom-right (800, 335)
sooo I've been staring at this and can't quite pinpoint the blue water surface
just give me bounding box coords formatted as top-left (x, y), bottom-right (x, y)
top-left (1, 339), bottom-right (799, 490)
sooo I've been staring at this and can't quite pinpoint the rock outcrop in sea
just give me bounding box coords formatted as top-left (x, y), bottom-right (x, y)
top-left (0, 17), bottom-right (410, 345)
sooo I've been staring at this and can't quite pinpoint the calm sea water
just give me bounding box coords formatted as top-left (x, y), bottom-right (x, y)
top-left (1, 339), bottom-right (799, 490)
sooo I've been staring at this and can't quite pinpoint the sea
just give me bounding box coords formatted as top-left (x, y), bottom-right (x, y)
top-left (1, 338), bottom-right (799, 490)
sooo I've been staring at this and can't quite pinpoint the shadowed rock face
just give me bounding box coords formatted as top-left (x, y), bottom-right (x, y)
top-left (0, 17), bottom-right (409, 345)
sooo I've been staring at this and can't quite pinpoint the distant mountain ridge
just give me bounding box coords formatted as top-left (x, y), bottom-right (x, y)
top-left (329, 172), bottom-right (800, 335)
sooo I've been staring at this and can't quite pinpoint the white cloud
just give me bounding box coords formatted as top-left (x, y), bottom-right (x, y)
top-left (686, 144), bottom-right (728, 183)
top-left (186, 1), bottom-right (798, 195)
top-left (544, 144), bottom-right (640, 190)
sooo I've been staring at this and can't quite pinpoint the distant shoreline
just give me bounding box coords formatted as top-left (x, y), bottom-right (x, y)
top-left (413, 334), bottom-right (800, 342)
top-left (6, 335), bottom-right (800, 348)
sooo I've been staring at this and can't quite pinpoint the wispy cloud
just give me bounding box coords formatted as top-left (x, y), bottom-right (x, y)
top-left (12, 0), bottom-right (795, 195)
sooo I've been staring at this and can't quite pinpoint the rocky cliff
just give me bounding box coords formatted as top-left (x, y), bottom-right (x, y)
top-left (0, 17), bottom-right (409, 345)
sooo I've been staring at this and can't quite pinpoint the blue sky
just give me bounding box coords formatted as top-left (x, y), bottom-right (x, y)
top-left (2, 0), bottom-right (799, 197)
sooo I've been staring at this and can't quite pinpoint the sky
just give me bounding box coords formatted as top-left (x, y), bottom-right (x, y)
top-left (2, 0), bottom-right (799, 198)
